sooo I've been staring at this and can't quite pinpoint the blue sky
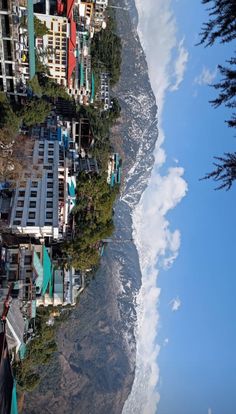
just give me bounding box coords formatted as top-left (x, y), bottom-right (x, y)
top-left (123, 1), bottom-right (236, 414)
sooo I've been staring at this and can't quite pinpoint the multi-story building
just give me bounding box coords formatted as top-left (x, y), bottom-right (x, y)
top-left (0, 242), bottom-right (45, 319)
top-left (93, 0), bottom-right (108, 32)
top-left (35, 13), bottom-right (68, 87)
top-left (0, 0), bottom-right (35, 97)
top-left (37, 266), bottom-right (84, 307)
top-left (9, 138), bottom-right (75, 240)
top-left (107, 153), bottom-right (122, 187)
top-left (100, 72), bottom-right (111, 111)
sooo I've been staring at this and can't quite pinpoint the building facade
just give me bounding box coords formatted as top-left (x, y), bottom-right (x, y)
top-left (9, 139), bottom-right (63, 240)
top-left (35, 13), bottom-right (68, 87)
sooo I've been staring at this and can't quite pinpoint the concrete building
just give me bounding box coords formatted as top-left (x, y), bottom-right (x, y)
top-left (35, 13), bottom-right (68, 87)
top-left (9, 139), bottom-right (69, 240)
top-left (100, 72), bottom-right (111, 111)
top-left (0, 0), bottom-right (35, 97)
top-left (107, 153), bottom-right (122, 187)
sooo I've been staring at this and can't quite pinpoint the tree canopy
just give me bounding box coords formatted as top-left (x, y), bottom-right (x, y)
top-left (21, 98), bottom-right (52, 126)
top-left (198, 0), bottom-right (236, 46)
top-left (198, 0), bottom-right (236, 189)
top-left (34, 16), bottom-right (50, 38)
top-left (210, 57), bottom-right (236, 128)
top-left (201, 152), bottom-right (236, 190)
top-left (91, 15), bottom-right (122, 85)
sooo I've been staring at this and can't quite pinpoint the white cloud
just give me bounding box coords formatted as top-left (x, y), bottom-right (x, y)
top-left (194, 66), bottom-right (217, 86)
top-left (122, 1), bottom-right (188, 414)
top-left (170, 297), bottom-right (182, 312)
top-left (134, 0), bottom-right (188, 116)
top-left (170, 38), bottom-right (189, 91)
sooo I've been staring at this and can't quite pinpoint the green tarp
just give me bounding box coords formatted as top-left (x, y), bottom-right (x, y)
top-left (68, 181), bottom-right (76, 197)
top-left (27, 0), bottom-right (36, 79)
top-left (91, 72), bottom-right (95, 102)
top-left (42, 247), bottom-right (53, 296)
top-left (10, 382), bottom-right (18, 414)
top-left (19, 343), bottom-right (27, 361)
top-left (80, 63), bottom-right (84, 86)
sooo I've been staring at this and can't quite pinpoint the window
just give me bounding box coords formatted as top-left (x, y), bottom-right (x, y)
top-left (24, 255), bottom-right (32, 265)
top-left (15, 210), bottom-right (23, 219)
top-left (30, 191), bottom-right (37, 198)
top-left (48, 143), bottom-right (54, 149)
top-left (11, 254), bottom-right (18, 264)
top-left (28, 211), bottom-right (35, 219)
top-left (47, 172), bottom-right (53, 179)
top-left (39, 143), bottom-right (44, 149)
top-left (38, 151), bottom-right (44, 157)
top-left (47, 182), bottom-right (53, 188)
top-left (8, 270), bottom-right (17, 281)
top-left (17, 200), bottom-right (24, 207)
top-left (48, 158), bottom-right (53, 164)
top-left (48, 150), bottom-right (54, 156)
top-left (44, 221), bottom-right (52, 226)
top-left (26, 221), bottom-right (35, 226)
top-left (47, 191), bottom-right (53, 198)
top-left (46, 211), bottom-right (53, 219)
top-left (31, 181), bottom-right (38, 188)
top-left (13, 220), bottom-right (21, 225)
top-left (29, 201), bottom-right (36, 208)
top-left (46, 201), bottom-right (53, 208)
top-left (18, 190), bottom-right (25, 197)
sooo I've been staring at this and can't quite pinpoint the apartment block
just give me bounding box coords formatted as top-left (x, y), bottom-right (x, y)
top-left (9, 139), bottom-right (67, 240)
top-left (0, 0), bottom-right (35, 97)
top-left (35, 13), bottom-right (68, 87)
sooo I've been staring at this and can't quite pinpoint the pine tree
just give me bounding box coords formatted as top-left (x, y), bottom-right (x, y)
top-left (210, 56), bottom-right (236, 127)
top-left (201, 152), bottom-right (236, 190)
top-left (198, 0), bottom-right (236, 46)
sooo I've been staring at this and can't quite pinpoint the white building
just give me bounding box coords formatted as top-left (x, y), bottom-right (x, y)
top-left (35, 13), bottom-right (69, 87)
top-left (100, 72), bottom-right (111, 111)
top-left (95, 0), bottom-right (108, 6)
top-left (9, 139), bottom-right (68, 240)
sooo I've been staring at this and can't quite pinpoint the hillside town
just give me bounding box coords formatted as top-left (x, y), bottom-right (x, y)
top-left (0, 0), bottom-right (122, 411)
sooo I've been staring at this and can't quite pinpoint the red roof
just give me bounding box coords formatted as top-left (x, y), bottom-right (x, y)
top-left (67, 19), bottom-right (76, 84)
top-left (57, 0), bottom-right (64, 15)
top-left (66, 0), bottom-right (75, 18)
